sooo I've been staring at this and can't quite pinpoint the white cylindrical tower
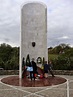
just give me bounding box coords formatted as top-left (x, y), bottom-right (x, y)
top-left (20, 2), bottom-right (48, 78)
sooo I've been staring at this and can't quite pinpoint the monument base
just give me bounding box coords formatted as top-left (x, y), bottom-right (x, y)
top-left (1, 68), bottom-right (66, 87)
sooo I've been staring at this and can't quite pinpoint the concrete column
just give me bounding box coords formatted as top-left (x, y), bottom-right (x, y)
top-left (20, 2), bottom-right (48, 78)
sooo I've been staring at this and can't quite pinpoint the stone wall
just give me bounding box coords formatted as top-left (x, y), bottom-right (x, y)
top-left (0, 70), bottom-right (19, 75)
top-left (0, 70), bottom-right (73, 75)
top-left (53, 70), bottom-right (73, 75)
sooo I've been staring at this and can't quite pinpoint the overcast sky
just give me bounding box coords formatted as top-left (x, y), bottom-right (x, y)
top-left (0, 0), bottom-right (73, 47)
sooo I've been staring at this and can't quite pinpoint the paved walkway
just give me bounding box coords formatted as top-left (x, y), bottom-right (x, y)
top-left (0, 75), bottom-right (73, 97)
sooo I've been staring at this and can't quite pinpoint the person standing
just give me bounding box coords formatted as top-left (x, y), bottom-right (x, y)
top-left (44, 61), bottom-right (49, 78)
top-left (31, 58), bottom-right (37, 81)
top-left (27, 61), bottom-right (33, 81)
top-left (44, 61), bottom-right (55, 78)
top-left (48, 61), bottom-right (55, 77)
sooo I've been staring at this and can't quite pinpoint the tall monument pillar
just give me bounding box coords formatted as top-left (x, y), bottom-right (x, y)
top-left (20, 2), bottom-right (48, 78)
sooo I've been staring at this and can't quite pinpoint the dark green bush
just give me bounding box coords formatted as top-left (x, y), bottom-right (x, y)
top-left (52, 55), bottom-right (71, 70)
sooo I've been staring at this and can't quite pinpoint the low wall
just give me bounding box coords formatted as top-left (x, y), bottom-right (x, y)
top-left (0, 70), bottom-right (19, 75)
top-left (53, 70), bottom-right (73, 75)
top-left (0, 70), bottom-right (73, 75)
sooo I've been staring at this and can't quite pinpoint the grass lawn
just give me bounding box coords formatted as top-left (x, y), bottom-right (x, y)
top-left (48, 54), bottom-right (59, 60)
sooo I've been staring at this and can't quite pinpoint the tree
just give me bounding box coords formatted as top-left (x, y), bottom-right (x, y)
top-left (0, 43), bottom-right (19, 70)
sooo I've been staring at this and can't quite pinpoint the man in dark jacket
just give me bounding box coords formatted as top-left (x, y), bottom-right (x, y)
top-left (31, 58), bottom-right (37, 81)
top-left (44, 61), bottom-right (49, 73)
top-left (44, 61), bottom-right (55, 77)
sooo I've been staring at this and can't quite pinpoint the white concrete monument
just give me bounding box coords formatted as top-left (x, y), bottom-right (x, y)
top-left (20, 2), bottom-right (48, 78)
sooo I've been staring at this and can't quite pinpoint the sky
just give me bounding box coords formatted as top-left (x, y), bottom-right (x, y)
top-left (0, 0), bottom-right (73, 47)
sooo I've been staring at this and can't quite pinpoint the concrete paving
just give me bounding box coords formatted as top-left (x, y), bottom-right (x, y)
top-left (0, 75), bottom-right (73, 97)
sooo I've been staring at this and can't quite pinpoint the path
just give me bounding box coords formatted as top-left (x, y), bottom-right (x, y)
top-left (0, 75), bottom-right (73, 97)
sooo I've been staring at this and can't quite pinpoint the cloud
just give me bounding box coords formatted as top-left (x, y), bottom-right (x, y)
top-left (0, 0), bottom-right (20, 46)
top-left (58, 36), bottom-right (69, 40)
top-left (47, 0), bottom-right (73, 47)
top-left (0, 0), bottom-right (73, 47)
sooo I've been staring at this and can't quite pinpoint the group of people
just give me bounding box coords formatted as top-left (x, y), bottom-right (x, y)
top-left (22, 57), bottom-right (55, 81)
top-left (22, 58), bottom-right (37, 81)
top-left (27, 58), bottom-right (37, 81)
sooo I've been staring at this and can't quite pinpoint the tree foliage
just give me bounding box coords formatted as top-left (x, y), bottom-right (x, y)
top-left (48, 43), bottom-right (73, 70)
top-left (0, 43), bottom-right (73, 70)
top-left (0, 43), bottom-right (19, 70)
